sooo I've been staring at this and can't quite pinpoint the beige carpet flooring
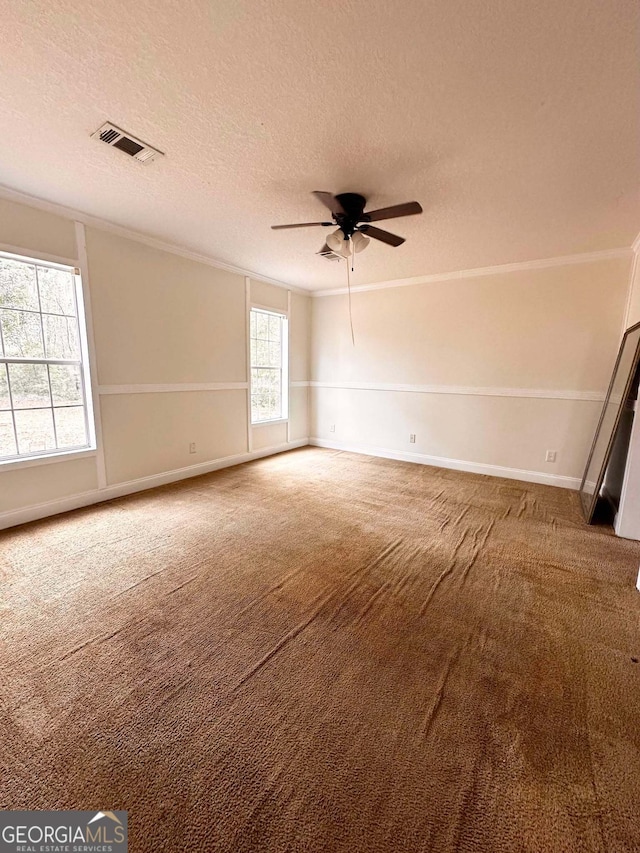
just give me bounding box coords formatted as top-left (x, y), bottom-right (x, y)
top-left (1, 447), bottom-right (640, 852)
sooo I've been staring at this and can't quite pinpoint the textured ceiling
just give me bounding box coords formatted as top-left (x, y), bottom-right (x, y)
top-left (0, 0), bottom-right (638, 291)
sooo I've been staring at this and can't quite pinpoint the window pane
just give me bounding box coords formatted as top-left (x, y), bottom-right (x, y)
top-left (251, 368), bottom-right (281, 421)
top-left (0, 258), bottom-right (38, 311)
top-left (255, 338), bottom-right (269, 366)
top-left (0, 254), bottom-right (93, 461)
top-left (8, 363), bottom-right (51, 409)
top-left (0, 364), bottom-right (10, 409)
top-left (50, 364), bottom-right (83, 405)
top-left (268, 314), bottom-right (281, 342)
top-left (0, 411), bottom-right (17, 457)
top-left (255, 311), bottom-right (268, 339)
top-left (250, 310), bottom-right (285, 423)
top-left (259, 369), bottom-right (269, 391)
top-left (251, 398), bottom-right (265, 422)
top-left (14, 408), bottom-right (56, 455)
top-left (269, 341), bottom-right (281, 367)
top-left (254, 397), bottom-right (268, 421)
top-left (37, 267), bottom-right (76, 316)
top-left (43, 314), bottom-right (80, 359)
top-left (0, 308), bottom-right (45, 357)
top-left (54, 406), bottom-right (87, 448)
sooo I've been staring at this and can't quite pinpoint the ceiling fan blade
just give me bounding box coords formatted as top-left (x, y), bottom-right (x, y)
top-left (362, 201), bottom-right (423, 222)
top-left (312, 191), bottom-right (345, 215)
top-left (271, 221), bottom-right (333, 229)
top-left (359, 225), bottom-right (405, 247)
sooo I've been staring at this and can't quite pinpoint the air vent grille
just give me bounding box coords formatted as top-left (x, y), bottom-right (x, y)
top-left (99, 128), bottom-right (119, 144)
top-left (91, 122), bottom-right (163, 164)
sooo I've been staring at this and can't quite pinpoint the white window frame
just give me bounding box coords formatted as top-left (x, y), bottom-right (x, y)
top-left (249, 305), bottom-right (289, 425)
top-left (0, 248), bottom-right (97, 468)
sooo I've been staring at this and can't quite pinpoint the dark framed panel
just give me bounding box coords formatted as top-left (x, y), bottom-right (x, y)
top-left (580, 320), bottom-right (640, 522)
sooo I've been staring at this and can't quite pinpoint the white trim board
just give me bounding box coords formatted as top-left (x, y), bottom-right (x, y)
top-left (309, 438), bottom-right (581, 490)
top-left (0, 448), bottom-right (97, 473)
top-left (312, 248), bottom-right (631, 297)
top-left (96, 383), bottom-right (307, 406)
top-left (0, 439), bottom-right (309, 531)
top-left (0, 183), bottom-right (308, 296)
top-left (75, 221), bottom-right (107, 489)
top-left (99, 382), bottom-right (248, 395)
top-left (309, 381), bottom-right (605, 402)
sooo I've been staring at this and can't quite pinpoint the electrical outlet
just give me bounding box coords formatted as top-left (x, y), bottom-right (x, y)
top-left (329, 424), bottom-right (336, 433)
top-left (189, 442), bottom-right (197, 454)
top-left (545, 450), bottom-right (556, 463)
top-left (409, 434), bottom-right (416, 443)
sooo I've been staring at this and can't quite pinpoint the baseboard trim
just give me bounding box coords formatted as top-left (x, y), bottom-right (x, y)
top-left (0, 439), bottom-right (309, 531)
top-left (309, 438), bottom-right (581, 490)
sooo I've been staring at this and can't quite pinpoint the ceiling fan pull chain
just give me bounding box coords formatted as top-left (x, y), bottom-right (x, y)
top-left (346, 258), bottom-right (355, 347)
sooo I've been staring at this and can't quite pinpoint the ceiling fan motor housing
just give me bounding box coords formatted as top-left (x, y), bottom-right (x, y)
top-left (334, 193), bottom-right (367, 238)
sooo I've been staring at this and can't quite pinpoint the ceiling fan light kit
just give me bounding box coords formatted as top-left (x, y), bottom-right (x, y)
top-left (271, 191), bottom-right (423, 260)
top-left (351, 231), bottom-right (370, 253)
top-left (326, 228), bottom-right (353, 258)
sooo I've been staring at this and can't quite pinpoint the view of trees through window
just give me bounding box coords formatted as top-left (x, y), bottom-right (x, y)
top-left (0, 255), bottom-right (91, 460)
top-left (250, 309), bottom-right (286, 423)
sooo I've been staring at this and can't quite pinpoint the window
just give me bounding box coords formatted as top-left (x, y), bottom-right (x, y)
top-left (0, 251), bottom-right (95, 462)
top-left (250, 308), bottom-right (288, 423)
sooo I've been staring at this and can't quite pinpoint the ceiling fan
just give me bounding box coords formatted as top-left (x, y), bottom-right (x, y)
top-left (271, 191), bottom-right (423, 259)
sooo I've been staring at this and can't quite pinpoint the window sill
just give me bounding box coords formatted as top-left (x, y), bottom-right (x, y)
top-left (251, 418), bottom-right (289, 428)
top-left (0, 447), bottom-right (97, 472)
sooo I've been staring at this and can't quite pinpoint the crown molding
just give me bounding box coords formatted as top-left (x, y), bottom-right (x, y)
top-left (0, 183), bottom-right (310, 296)
top-left (1, 182), bottom-right (634, 300)
top-left (312, 247), bottom-right (631, 297)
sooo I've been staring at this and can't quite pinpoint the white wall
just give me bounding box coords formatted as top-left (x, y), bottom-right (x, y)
top-left (310, 256), bottom-right (632, 486)
top-left (625, 245), bottom-right (640, 329)
top-left (0, 187), bottom-right (634, 528)
top-left (0, 196), bottom-right (311, 527)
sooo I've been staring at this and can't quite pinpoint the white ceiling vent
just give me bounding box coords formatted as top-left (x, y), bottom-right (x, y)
top-left (91, 122), bottom-right (163, 163)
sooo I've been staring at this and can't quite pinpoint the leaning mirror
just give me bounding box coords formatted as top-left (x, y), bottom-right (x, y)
top-left (580, 321), bottom-right (640, 522)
